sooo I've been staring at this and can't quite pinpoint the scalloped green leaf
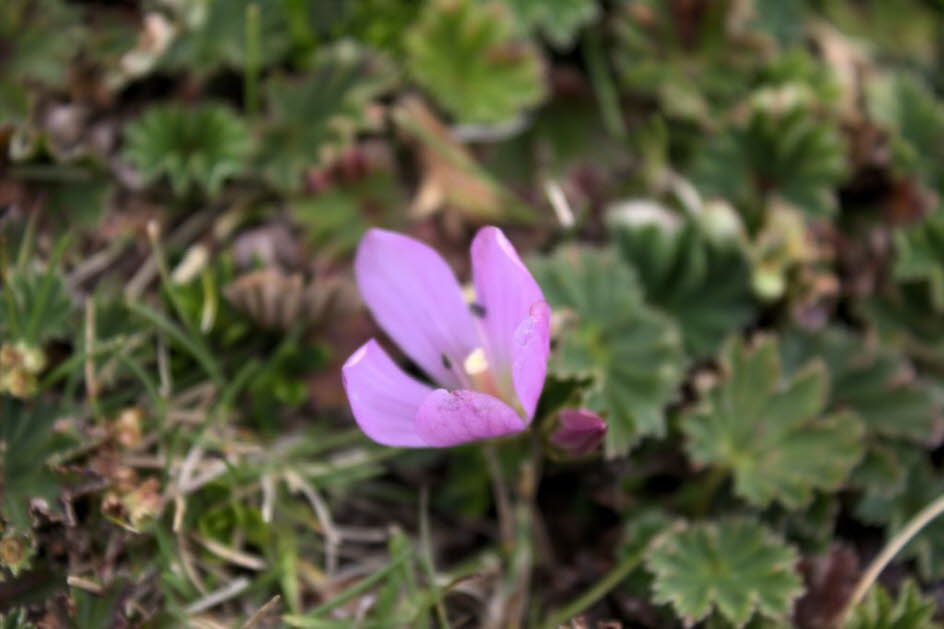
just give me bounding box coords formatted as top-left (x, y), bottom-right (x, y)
top-left (614, 220), bottom-right (756, 358)
top-left (124, 103), bottom-right (251, 198)
top-left (499, 0), bottom-right (599, 49)
top-left (694, 99), bottom-right (847, 220)
top-left (647, 519), bottom-right (803, 628)
top-left (682, 337), bottom-right (864, 509)
top-left (780, 327), bottom-right (938, 443)
top-left (848, 581), bottom-right (940, 629)
top-left (405, 0), bottom-right (546, 124)
top-left (258, 43), bottom-right (394, 192)
top-left (530, 246), bottom-right (686, 456)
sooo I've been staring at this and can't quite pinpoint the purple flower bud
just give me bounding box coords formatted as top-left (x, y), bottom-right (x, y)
top-left (549, 409), bottom-right (607, 456)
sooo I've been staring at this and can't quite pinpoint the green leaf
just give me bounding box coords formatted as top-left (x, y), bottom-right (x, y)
top-left (847, 581), bottom-right (940, 629)
top-left (160, 0), bottom-right (291, 73)
top-left (124, 103), bottom-right (251, 198)
top-left (857, 452), bottom-right (944, 580)
top-left (893, 209), bottom-right (944, 310)
top-left (864, 283), bottom-right (944, 367)
top-left (682, 337), bottom-right (864, 509)
top-left (258, 42), bottom-right (394, 192)
top-left (405, 0), bottom-right (546, 124)
top-left (0, 0), bottom-right (81, 87)
top-left (780, 327), bottom-right (938, 443)
top-left (694, 96), bottom-right (847, 221)
top-left (530, 246), bottom-right (686, 456)
top-left (498, 0), bottom-right (599, 49)
top-left (647, 519), bottom-right (803, 628)
top-left (0, 0), bottom-right (81, 127)
top-left (70, 583), bottom-right (127, 629)
top-left (610, 0), bottom-right (758, 123)
top-left (867, 72), bottom-right (944, 195)
top-left (291, 170), bottom-right (403, 259)
top-left (614, 219), bottom-right (756, 357)
top-left (0, 399), bottom-right (71, 533)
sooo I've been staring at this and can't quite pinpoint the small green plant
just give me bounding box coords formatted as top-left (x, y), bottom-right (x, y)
top-left (405, 0), bottom-right (546, 124)
top-left (124, 103), bottom-right (252, 197)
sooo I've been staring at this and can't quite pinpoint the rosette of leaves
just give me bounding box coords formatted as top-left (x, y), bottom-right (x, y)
top-left (682, 337), bottom-right (864, 509)
top-left (780, 327), bottom-right (938, 443)
top-left (124, 103), bottom-right (252, 197)
top-left (694, 90), bottom-right (847, 222)
top-left (497, 0), bottom-right (599, 49)
top-left (0, 0), bottom-right (81, 126)
top-left (646, 519), bottom-right (803, 628)
top-left (613, 217), bottom-right (755, 358)
top-left (867, 73), bottom-right (944, 196)
top-left (893, 209), bottom-right (944, 310)
top-left (857, 452), bottom-right (944, 581)
top-left (404, 0), bottom-right (546, 124)
top-left (609, 0), bottom-right (764, 124)
top-left (1, 400), bottom-right (73, 537)
top-left (847, 581), bottom-right (940, 629)
top-left (159, 0), bottom-right (291, 73)
top-left (258, 43), bottom-right (394, 193)
top-left (529, 246), bottom-right (686, 456)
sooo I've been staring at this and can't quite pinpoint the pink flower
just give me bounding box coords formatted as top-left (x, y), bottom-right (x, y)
top-left (549, 409), bottom-right (607, 456)
top-left (342, 227), bottom-right (551, 447)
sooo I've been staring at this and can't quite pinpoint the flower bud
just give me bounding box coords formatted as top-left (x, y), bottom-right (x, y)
top-left (549, 409), bottom-right (607, 456)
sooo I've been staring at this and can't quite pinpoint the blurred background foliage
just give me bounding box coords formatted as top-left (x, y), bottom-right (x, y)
top-left (4, 0), bottom-right (944, 627)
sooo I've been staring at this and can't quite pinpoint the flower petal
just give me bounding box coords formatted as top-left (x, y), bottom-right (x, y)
top-left (512, 300), bottom-right (551, 419)
top-left (470, 227), bottom-right (546, 378)
top-left (416, 389), bottom-right (527, 447)
top-left (342, 339), bottom-right (433, 447)
top-left (355, 228), bottom-right (478, 388)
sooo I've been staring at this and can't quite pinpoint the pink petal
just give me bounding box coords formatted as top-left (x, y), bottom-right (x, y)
top-left (416, 389), bottom-right (527, 447)
top-left (470, 226), bottom-right (546, 380)
top-left (550, 408), bottom-right (608, 456)
top-left (355, 229), bottom-right (478, 388)
top-left (342, 339), bottom-right (433, 447)
top-left (512, 301), bottom-right (551, 419)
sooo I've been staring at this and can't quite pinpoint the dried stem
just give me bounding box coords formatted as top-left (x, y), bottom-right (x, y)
top-left (838, 492), bottom-right (944, 625)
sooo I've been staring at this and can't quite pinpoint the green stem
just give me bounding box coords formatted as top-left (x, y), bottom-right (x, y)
top-left (838, 492), bottom-right (944, 626)
top-left (244, 2), bottom-right (261, 115)
top-left (582, 29), bottom-right (626, 141)
top-left (541, 546), bottom-right (646, 628)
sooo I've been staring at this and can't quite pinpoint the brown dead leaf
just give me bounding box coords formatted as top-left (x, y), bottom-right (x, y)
top-left (394, 96), bottom-right (503, 222)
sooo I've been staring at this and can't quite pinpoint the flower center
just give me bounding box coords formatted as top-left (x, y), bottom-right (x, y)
top-left (460, 347), bottom-right (517, 410)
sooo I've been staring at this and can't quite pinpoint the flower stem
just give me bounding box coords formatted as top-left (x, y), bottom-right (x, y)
top-left (483, 443), bottom-right (514, 549)
top-left (838, 492), bottom-right (944, 625)
top-left (541, 546), bottom-right (646, 629)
